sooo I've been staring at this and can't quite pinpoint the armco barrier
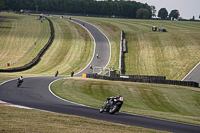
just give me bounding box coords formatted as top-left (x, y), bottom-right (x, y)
top-left (0, 17), bottom-right (54, 72)
top-left (86, 74), bottom-right (199, 88)
top-left (111, 74), bottom-right (166, 80)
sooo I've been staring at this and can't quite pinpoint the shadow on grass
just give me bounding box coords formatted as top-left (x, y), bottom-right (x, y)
top-left (0, 26), bottom-right (12, 29)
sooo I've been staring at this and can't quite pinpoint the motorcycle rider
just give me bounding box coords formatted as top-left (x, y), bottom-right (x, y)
top-left (71, 71), bottom-right (74, 77)
top-left (90, 65), bottom-right (92, 69)
top-left (55, 70), bottom-right (59, 77)
top-left (18, 76), bottom-right (23, 84)
top-left (96, 54), bottom-right (99, 58)
top-left (104, 95), bottom-right (122, 108)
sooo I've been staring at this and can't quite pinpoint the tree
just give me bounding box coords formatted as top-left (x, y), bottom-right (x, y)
top-left (192, 16), bottom-right (195, 20)
top-left (169, 9), bottom-right (180, 20)
top-left (0, 0), bottom-right (5, 10)
top-left (150, 5), bottom-right (156, 17)
top-left (2, 0), bottom-right (152, 18)
top-left (136, 8), bottom-right (150, 19)
top-left (158, 8), bottom-right (168, 19)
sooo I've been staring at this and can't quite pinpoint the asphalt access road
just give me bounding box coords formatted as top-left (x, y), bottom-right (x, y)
top-left (0, 17), bottom-right (200, 133)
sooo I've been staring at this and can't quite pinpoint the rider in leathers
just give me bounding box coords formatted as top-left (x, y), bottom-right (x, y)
top-left (18, 76), bottom-right (23, 83)
top-left (104, 95), bottom-right (122, 109)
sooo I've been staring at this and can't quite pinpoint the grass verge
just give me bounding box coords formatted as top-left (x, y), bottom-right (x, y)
top-left (0, 105), bottom-right (168, 133)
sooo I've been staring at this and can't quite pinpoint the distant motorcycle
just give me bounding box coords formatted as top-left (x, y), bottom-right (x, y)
top-left (96, 54), bottom-right (99, 59)
top-left (100, 95), bottom-right (123, 114)
top-left (71, 71), bottom-right (74, 77)
top-left (17, 78), bottom-right (23, 87)
top-left (55, 70), bottom-right (59, 77)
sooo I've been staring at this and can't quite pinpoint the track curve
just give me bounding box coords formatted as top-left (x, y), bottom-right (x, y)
top-left (0, 17), bottom-right (200, 133)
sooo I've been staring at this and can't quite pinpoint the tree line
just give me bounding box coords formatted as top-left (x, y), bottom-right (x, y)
top-left (1, 0), bottom-right (152, 19)
top-left (158, 8), bottom-right (180, 20)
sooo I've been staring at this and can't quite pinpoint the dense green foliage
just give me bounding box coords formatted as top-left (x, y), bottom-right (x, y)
top-left (0, 0), bottom-right (5, 10)
top-left (3, 0), bottom-right (152, 18)
top-left (136, 8), bottom-right (151, 19)
top-left (169, 9), bottom-right (180, 20)
top-left (158, 8), bottom-right (168, 19)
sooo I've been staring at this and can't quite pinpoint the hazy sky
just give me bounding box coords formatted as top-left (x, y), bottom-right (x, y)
top-left (135, 0), bottom-right (200, 19)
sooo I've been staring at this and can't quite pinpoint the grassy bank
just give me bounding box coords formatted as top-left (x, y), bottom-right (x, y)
top-left (15, 16), bottom-right (94, 76)
top-left (0, 12), bottom-right (50, 68)
top-left (70, 16), bottom-right (200, 80)
top-left (0, 105), bottom-right (167, 133)
top-left (51, 78), bottom-right (200, 125)
top-left (0, 12), bottom-right (94, 76)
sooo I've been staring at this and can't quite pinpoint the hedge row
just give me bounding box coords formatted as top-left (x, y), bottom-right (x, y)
top-left (0, 17), bottom-right (54, 72)
top-left (86, 74), bottom-right (199, 88)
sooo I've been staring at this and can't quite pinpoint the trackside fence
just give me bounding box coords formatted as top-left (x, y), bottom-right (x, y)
top-left (119, 30), bottom-right (127, 74)
top-left (0, 17), bottom-right (54, 72)
top-left (86, 73), bottom-right (199, 88)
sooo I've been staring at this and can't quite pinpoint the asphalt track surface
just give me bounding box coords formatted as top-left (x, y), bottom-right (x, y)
top-left (182, 62), bottom-right (200, 84)
top-left (0, 17), bottom-right (200, 133)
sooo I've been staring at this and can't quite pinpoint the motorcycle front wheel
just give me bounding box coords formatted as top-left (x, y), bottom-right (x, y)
top-left (99, 106), bottom-right (104, 113)
top-left (109, 104), bottom-right (119, 114)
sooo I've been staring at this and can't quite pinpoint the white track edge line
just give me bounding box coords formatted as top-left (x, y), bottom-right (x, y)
top-left (181, 62), bottom-right (200, 81)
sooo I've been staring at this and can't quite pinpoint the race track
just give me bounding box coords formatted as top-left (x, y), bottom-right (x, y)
top-left (0, 17), bottom-right (200, 133)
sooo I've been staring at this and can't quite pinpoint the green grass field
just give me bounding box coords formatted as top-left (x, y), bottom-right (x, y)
top-left (0, 12), bottom-right (50, 68)
top-left (71, 16), bottom-right (200, 80)
top-left (0, 12), bottom-right (94, 76)
top-left (0, 12), bottom-right (200, 132)
top-left (15, 16), bottom-right (94, 76)
top-left (51, 77), bottom-right (200, 125)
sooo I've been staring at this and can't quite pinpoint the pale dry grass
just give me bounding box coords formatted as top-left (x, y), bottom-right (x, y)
top-left (0, 105), bottom-right (167, 133)
top-left (0, 12), bottom-right (49, 68)
top-left (17, 17), bottom-right (94, 76)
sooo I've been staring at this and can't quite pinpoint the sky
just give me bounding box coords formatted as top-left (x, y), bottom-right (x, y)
top-left (135, 0), bottom-right (200, 19)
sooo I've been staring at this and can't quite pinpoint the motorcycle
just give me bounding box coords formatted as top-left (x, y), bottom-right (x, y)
top-left (96, 54), bottom-right (99, 59)
top-left (17, 80), bottom-right (23, 87)
top-left (90, 65), bottom-right (92, 69)
top-left (100, 96), bottom-right (123, 114)
top-left (55, 71), bottom-right (58, 77)
top-left (71, 71), bottom-right (74, 77)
